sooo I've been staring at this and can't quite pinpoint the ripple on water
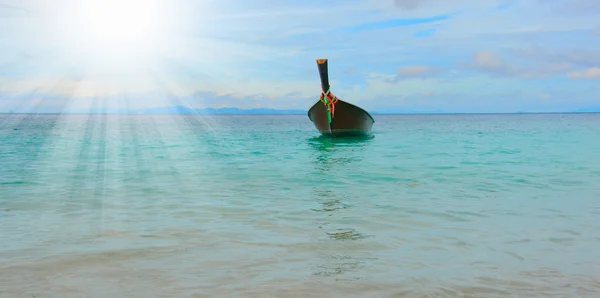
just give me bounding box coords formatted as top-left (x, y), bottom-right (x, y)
top-left (1, 114), bottom-right (600, 297)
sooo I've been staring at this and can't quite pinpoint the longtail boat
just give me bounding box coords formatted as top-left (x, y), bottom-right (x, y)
top-left (308, 59), bottom-right (375, 137)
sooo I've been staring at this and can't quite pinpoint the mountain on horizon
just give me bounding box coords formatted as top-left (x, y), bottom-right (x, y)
top-left (81, 105), bottom-right (384, 115)
top-left (570, 107), bottom-right (600, 113)
top-left (82, 105), bottom-right (309, 115)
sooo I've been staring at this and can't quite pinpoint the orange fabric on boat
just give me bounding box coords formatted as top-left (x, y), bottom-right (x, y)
top-left (319, 89), bottom-right (339, 123)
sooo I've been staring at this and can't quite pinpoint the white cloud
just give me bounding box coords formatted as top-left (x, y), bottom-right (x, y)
top-left (397, 65), bottom-right (435, 77)
top-left (473, 51), bottom-right (514, 74)
top-left (457, 50), bottom-right (575, 78)
top-left (567, 67), bottom-right (600, 79)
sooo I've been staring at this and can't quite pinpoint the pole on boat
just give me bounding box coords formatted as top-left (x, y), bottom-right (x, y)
top-left (316, 59), bottom-right (330, 93)
top-left (317, 59), bottom-right (336, 127)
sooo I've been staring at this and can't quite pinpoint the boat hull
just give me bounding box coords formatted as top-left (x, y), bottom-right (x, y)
top-left (307, 99), bottom-right (375, 137)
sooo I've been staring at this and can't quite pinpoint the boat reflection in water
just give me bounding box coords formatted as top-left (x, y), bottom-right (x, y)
top-left (308, 135), bottom-right (374, 173)
top-left (306, 135), bottom-right (377, 279)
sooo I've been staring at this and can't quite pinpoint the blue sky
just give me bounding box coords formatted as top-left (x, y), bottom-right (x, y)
top-left (0, 0), bottom-right (599, 113)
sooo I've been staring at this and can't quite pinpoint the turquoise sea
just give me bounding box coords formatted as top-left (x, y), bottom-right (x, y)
top-left (1, 113), bottom-right (600, 297)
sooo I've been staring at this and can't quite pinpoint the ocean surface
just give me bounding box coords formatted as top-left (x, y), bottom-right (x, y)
top-left (1, 113), bottom-right (600, 297)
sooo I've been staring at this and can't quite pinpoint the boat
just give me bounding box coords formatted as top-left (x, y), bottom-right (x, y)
top-left (308, 59), bottom-right (375, 137)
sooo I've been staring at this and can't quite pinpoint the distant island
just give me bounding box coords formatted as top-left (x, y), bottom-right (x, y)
top-left (126, 106), bottom-right (308, 115)
top-left (570, 107), bottom-right (600, 113)
top-left (14, 106), bottom-right (311, 115)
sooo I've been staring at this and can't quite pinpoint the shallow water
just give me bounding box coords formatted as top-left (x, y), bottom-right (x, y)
top-left (1, 113), bottom-right (600, 297)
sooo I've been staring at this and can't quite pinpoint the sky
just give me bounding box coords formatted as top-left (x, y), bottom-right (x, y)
top-left (0, 0), bottom-right (599, 113)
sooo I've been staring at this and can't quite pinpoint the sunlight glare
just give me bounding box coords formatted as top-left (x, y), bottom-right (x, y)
top-left (80, 0), bottom-right (160, 44)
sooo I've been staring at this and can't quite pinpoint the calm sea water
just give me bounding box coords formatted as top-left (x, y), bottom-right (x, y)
top-left (1, 113), bottom-right (600, 297)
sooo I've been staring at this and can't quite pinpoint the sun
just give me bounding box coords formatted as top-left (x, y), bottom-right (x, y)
top-left (80, 0), bottom-right (160, 45)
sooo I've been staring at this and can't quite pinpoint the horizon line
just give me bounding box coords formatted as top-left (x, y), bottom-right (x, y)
top-left (1, 112), bottom-right (599, 116)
